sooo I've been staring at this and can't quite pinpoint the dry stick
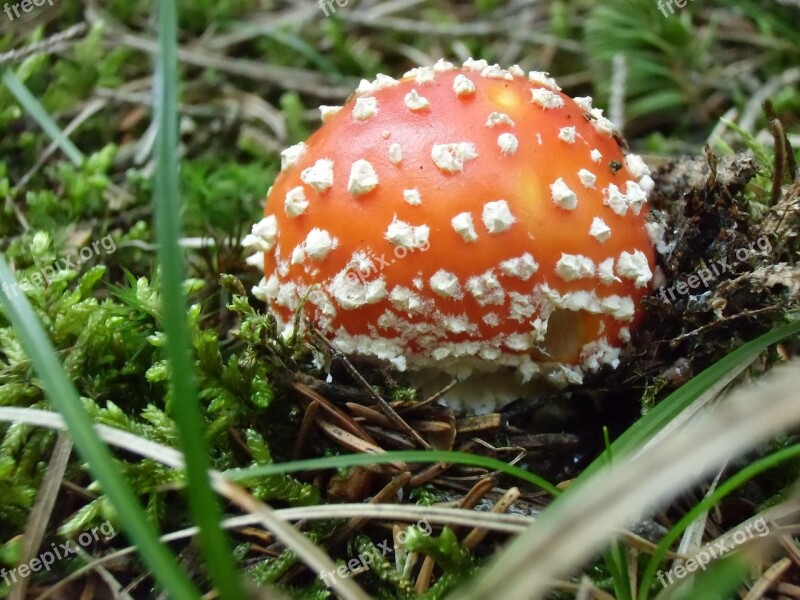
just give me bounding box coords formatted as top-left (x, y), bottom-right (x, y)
top-left (462, 487), bottom-right (521, 550)
top-left (0, 22), bottom-right (88, 66)
top-left (292, 381), bottom-right (378, 445)
top-left (312, 330), bottom-right (431, 450)
top-left (743, 557), bottom-right (792, 600)
top-left (10, 434), bottom-right (73, 600)
top-left (398, 378), bottom-right (458, 412)
top-left (415, 476), bottom-right (498, 594)
top-left (347, 403), bottom-right (394, 428)
top-left (767, 102), bottom-right (788, 206)
top-left (324, 472), bottom-right (413, 549)
top-left (72, 545), bottom-right (134, 600)
top-left (292, 400), bottom-right (320, 460)
top-left (315, 418), bottom-right (402, 472)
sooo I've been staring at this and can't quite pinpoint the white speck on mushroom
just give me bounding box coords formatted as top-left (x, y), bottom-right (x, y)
top-left (590, 108), bottom-right (615, 136)
top-left (579, 169), bottom-right (597, 189)
top-left (482, 200), bottom-right (516, 233)
top-left (600, 295), bottom-right (635, 321)
top-left (580, 338), bottom-right (621, 371)
top-left (372, 73), bottom-right (400, 89)
top-left (276, 250), bottom-right (289, 276)
top-left (404, 66), bottom-right (436, 85)
top-left (481, 64), bottom-right (513, 80)
top-left (389, 286), bottom-right (426, 314)
top-left (303, 228), bottom-right (337, 261)
top-left (639, 175), bottom-right (655, 194)
top-left (619, 327), bottom-right (631, 342)
top-left (505, 333), bottom-right (535, 351)
top-left (556, 254), bottom-right (596, 281)
top-left (300, 159), bottom-right (334, 192)
top-left (598, 258), bottom-right (620, 285)
top-left (404, 89), bottom-right (430, 111)
top-left (254, 274), bottom-right (280, 302)
top-left (385, 216), bottom-right (429, 249)
top-left (499, 253), bottom-right (539, 280)
top-left (625, 181), bottom-right (648, 215)
top-left (498, 133), bottom-right (519, 155)
top-left (451, 212), bottom-right (478, 242)
top-left (284, 186), bottom-right (309, 217)
top-left (453, 74), bottom-right (476, 97)
top-left (433, 59), bottom-right (456, 72)
top-left (403, 189), bottom-right (422, 205)
top-left (290, 244), bottom-right (306, 265)
top-left (275, 281), bottom-right (299, 310)
top-left (444, 314), bottom-right (477, 334)
top-left (537, 133), bottom-right (543, 145)
top-left (551, 177), bottom-right (578, 210)
top-left (560, 290), bottom-right (602, 313)
top-left (355, 79), bottom-right (376, 94)
top-left (431, 142), bottom-right (478, 173)
top-left (348, 159), bottom-right (379, 196)
top-left (463, 57), bottom-right (489, 71)
top-left (483, 312), bottom-right (500, 327)
top-left (528, 71), bottom-right (561, 91)
top-left (531, 88), bottom-right (565, 109)
top-left (616, 250), bottom-right (652, 288)
top-left (466, 270), bottom-right (505, 306)
top-left (430, 269), bottom-right (461, 298)
top-left (558, 126), bottom-right (577, 143)
top-left (590, 149), bottom-right (603, 163)
top-left (645, 220), bottom-right (671, 254)
top-left (243, 215), bottom-right (278, 252)
top-left (319, 105), bottom-right (342, 122)
top-left (280, 142), bottom-right (307, 170)
top-left (625, 154), bottom-right (650, 179)
top-left (573, 96), bottom-right (594, 113)
top-left (485, 112), bottom-right (516, 127)
top-left (603, 184), bottom-right (628, 216)
top-left (589, 217), bottom-right (612, 243)
top-left (388, 143), bottom-right (403, 165)
top-left (245, 251), bottom-right (263, 268)
top-left (509, 292), bottom-right (536, 322)
top-left (330, 269), bottom-right (387, 309)
top-left (352, 96), bottom-right (378, 121)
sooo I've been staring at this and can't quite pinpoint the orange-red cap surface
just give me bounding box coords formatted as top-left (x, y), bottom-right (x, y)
top-left (246, 59), bottom-right (657, 412)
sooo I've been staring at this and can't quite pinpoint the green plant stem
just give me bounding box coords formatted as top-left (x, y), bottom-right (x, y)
top-left (153, 2), bottom-right (244, 598)
top-left (225, 450), bottom-right (560, 496)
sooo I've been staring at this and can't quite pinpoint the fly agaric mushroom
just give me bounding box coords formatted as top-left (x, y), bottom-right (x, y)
top-left (246, 59), bottom-right (657, 414)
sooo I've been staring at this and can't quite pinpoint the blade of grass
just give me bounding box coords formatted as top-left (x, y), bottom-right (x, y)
top-left (0, 260), bottom-right (200, 598)
top-left (638, 441), bottom-right (800, 598)
top-left (2, 70), bottom-right (84, 166)
top-left (225, 450), bottom-right (560, 496)
top-left (152, 2), bottom-right (244, 598)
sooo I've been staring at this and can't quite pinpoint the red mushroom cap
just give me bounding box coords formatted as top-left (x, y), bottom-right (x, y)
top-left (246, 59), bottom-right (657, 413)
